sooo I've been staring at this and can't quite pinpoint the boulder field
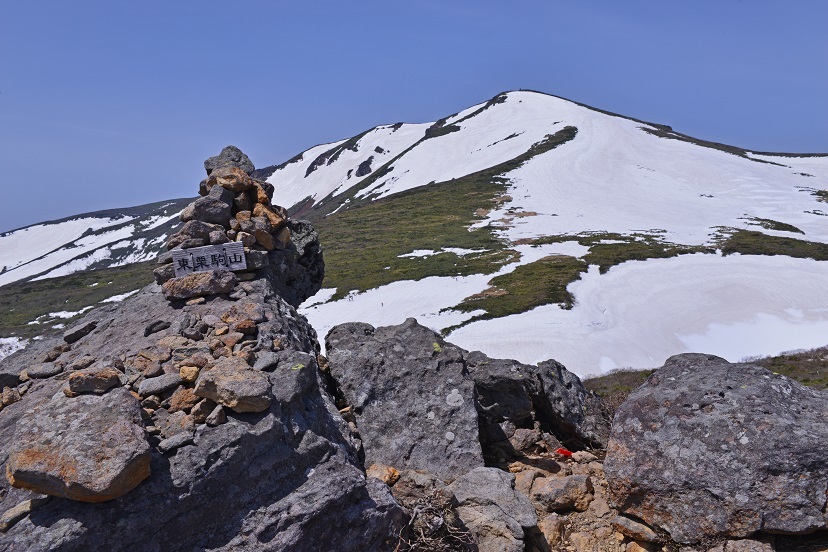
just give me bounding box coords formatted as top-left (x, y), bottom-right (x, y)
top-left (0, 147), bottom-right (825, 551)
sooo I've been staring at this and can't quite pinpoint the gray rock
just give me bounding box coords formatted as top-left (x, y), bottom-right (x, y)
top-left (244, 249), bottom-right (269, 269)
top-left (194, 361), bottom-right (272, 413)
top-left (137, 373), bottom-right (181, 396)
top-left (0, 277), bottom-right (405, 551)
top-left (446, 467), bottom-right (538, 552)
top-left (161, 270), bottom-right (237, 301)
top-left (326, 318), bottom-right (484, 480)
top-left (252, 351), bottom-right (281, 371)
top-left (63, 321), bottom-right (97, 344)
top-left (611, 515), bottom-right (659, 542)
top-left (167, 220), bottom-right (225, 250)
top-left (66, 355), bottom-right (96, 371)
top-left (6, 387), bottom-right (150, 502)
top-left (0, 363), bottom-right (19, 389)
top-left (326, 318), bottom-right (601, 480)
top-left (604, 353), bottom-right (828, 543)
top-left (157, 432), bottom-right (194, 453)
top-left (0, 495), bottom-right (51, 533)
top-left (204, 145), bottom-right (255, 176)
top-left (152, 264), bottom-right (176, 285)
top-left (530, 475), bottom-right (594, 512)
top-left (26, 363), bottom-right (63, 379)
top-left (207, 183), bottom-right (235, 206)
top-left (65, 368), bottom-right (122, 395)
top-left (143, 320), bottom-right (171, 337)
top-left (265, 219), bottom-right (324, 307)
top-left (209, 230), bottom-right (230, 245)
top-left (205, 404), bottom-right (226, 426)
top-left (189, 196), bottom-right (232, 226)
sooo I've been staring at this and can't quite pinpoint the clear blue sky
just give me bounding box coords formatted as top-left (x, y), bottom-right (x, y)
top-left (1, 1), bottom-right (826, 233)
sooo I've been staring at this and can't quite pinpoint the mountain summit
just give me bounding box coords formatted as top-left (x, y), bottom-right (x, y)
top-left (261, 90), bottom-right (828, 374)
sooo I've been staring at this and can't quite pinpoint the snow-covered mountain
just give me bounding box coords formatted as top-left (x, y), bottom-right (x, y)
top-left (2, 90), bottom-right (827, 374)
top-left (0, 199), bottom-right (190, 288)
top-left (259, 90), bottom-right (828, 375)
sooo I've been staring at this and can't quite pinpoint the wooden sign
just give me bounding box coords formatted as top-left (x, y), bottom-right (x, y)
top-left (171, 242), bottom-right (247, 277)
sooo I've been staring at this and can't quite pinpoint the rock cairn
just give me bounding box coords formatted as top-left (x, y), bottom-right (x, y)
top-left (0, 150), bottom-right (405, 550)
top-left (152, 145), bottom-right (322, 306)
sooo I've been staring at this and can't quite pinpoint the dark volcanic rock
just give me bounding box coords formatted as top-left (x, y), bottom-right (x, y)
top-left (0, 279), bottom-right (405, 550)
top-left (326, 319), bottom-right (603, 481)
top-left (265, 219), bottom-right (324, 308)
top-left (188, 195), bottom-right (232, 226)
top-left (604, 353), bottom-right (828, 543)
top-left (326, 319), bottom-right (484, 481)
top-left (63, 320), bottom-right (97, 344)
top-left (6, 387), bottom-right (150, 502)
top-left (204, 145), bottom-right (255, 176)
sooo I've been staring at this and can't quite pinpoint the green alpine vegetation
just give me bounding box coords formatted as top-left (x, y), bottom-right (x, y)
top-left (313, 126), bottom-right (579, 300)
top-left (0, 261), bottom-right (153, 341)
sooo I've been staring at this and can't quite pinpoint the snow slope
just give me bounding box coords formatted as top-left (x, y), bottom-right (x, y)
top-left (300, 251), bottom-right (828, 376)
top-left (282, 90), bottom-right (828, 375)
top-left (0, 200), bottom-right (188, 288)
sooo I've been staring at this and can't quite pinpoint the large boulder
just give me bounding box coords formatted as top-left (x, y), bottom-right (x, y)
top-left (326, 319), bottom-right (484, 481)
top-left (0, 278), bottom-right (406, 550)
top-left (604, 353), bottom-right (828, 543)
top-left (326, 319), bottom-right (602, 481)
top-left (6, 387), bottom-right (150, 502)
top-left (204, 145), bottom-right (255, 176)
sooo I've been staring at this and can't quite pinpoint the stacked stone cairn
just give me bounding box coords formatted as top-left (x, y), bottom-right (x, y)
top-left (1, 147), bottom-right (324, 508)
top-left (153, 145), bottom-right (294, 302)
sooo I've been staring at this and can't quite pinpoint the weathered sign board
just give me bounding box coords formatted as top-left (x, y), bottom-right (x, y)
top-left (171, 242), bottom-right (247, 277)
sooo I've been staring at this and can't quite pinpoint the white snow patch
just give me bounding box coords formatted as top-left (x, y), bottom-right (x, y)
top-left (678, 311), bottom-right (828, 361)
top-left (398, 249), bottom-right (437, 258)
top-left (0, 216), bottom-right (131, 275)
top-left (32, 247), bottom-right (114, 280)
top-left (300, 242), bottom-right (585, 352)
top-left (48, 306), bottom-right (94, 319)
top-left (398, 247), bottom-right (487, 258)
top-left (446, 254), bottom-right (828, 377)
top-left (0, 337), bottom-right (28, 361)
top-left (100, 290), bottom-right (140, 303)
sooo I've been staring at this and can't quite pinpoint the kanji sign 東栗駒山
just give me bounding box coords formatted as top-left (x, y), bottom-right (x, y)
top-left (171, 242), bottom-right (247, 277)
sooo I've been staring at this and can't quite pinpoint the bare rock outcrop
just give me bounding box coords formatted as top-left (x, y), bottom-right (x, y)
top-left (604, 353), bottom-right (828, 544)
top-left (0, 148), bottom-right (404, 551)
top-left (326, 318), bottom-right (604, 481)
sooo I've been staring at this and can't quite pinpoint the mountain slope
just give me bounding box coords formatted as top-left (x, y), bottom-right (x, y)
top-left (259, 90), bottom-right (828, 375)
top-left (2, 90), bottom-right (826, 374)
top-left (0, 198), bottom-right (190, 288)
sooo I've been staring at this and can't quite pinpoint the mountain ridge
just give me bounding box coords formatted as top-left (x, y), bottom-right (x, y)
top-left (1, 90), bottom-right (827, 375)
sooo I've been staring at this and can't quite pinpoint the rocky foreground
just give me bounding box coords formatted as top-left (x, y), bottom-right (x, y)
top-left (0, 148), bottom-right (826, 551)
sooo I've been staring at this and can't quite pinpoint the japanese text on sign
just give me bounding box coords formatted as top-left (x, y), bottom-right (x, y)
top-left (171, 242), bottom-right (247, 277)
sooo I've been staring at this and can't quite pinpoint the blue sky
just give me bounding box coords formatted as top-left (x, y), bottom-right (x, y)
top-left (1, 1), bottom-right (826, 232)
